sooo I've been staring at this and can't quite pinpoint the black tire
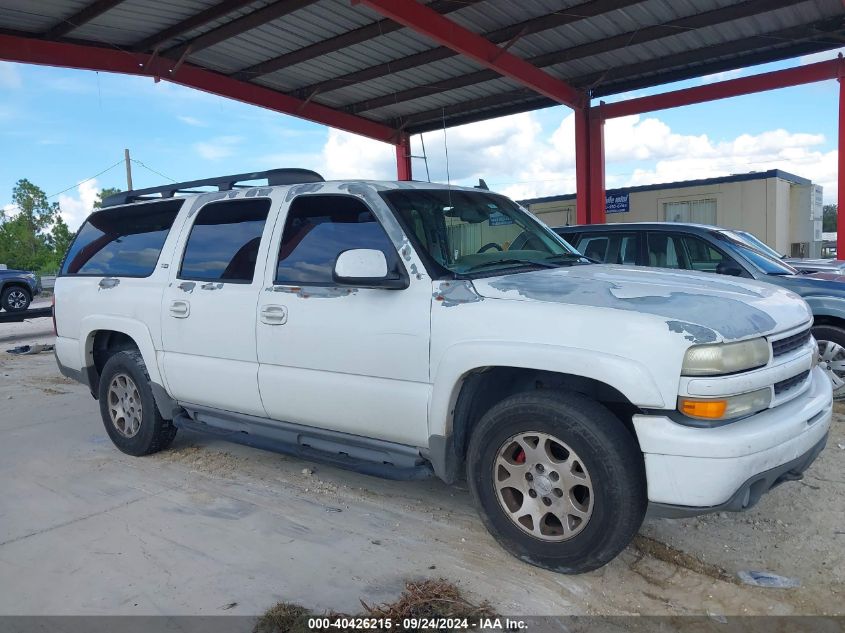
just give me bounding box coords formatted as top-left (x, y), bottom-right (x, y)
top-left (98, 349), bottom-right (177, 456)
top-left (811, 324), bottom-right (845, 398)
top-left (1, 285), bottom-right (31, 312)
top-left (467, 390), bottom-right (647, 574)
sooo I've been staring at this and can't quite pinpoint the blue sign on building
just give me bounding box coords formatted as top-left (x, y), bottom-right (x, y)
top-left (606, 193), bottom-right (629, 213)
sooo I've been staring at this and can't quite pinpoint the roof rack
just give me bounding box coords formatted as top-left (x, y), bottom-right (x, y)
top-left (101, 168), bottom-right (325, 207)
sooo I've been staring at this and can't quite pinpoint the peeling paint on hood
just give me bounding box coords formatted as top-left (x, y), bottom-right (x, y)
top-left (474, 265), bottom-right (811, 342)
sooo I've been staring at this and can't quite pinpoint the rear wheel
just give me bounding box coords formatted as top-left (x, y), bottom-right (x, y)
top-left (812, 325), bottom-right (845, 398)
top-left (98, 350), bottom-right (177, 456)
top-left (467, 390), bottom-right (646, 573)
top-left (2, 286), bottom-right (31, 312)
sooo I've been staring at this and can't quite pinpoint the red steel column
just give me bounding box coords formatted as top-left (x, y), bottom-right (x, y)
top-left (588, 106), bottom-right (606, 224)
top-left (839, 59), bottom-right (845, 259)
top-left (396, 133), bottom-right (412, 181)
top-left (574, 107), bottom-right (590, 225)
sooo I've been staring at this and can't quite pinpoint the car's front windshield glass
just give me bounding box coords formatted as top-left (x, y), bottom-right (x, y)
top-left (720, 237), bottom-right (798, 276)
top-left (722, 229), bottom-right (785, 260)
top-left (381, 189), bottom-right (585, 275)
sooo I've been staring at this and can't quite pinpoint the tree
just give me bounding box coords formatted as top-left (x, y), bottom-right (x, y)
top-left (823, 204), bottom-right (838, 233)
top-left (94, 187), bottom-right (122, 209)
top-left (50, 215), bottom-right (75, 267)
top-left (0, 179), bottom-right (58, 271)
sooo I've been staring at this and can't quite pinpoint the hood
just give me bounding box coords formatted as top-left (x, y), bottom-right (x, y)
top-left (472, 264), bottom-right (811, 343)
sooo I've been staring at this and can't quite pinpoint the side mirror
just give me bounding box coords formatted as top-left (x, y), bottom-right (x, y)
top-left (716, 260), bottom-right (744, 277)
top-left (333, 249), bottom-right (408, 289)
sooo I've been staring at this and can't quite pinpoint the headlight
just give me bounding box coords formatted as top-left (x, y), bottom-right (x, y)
top-left (682, 338), bottom-right (770, 376)
top-left (678, 388), bottom-right (771, 421)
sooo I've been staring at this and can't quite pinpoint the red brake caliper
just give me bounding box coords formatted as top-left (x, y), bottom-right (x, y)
top-left (514, 448), bottom-right (526, 464)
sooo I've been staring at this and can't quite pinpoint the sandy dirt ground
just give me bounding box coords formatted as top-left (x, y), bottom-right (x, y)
top-left (0, 316), bottom-right (842, 616)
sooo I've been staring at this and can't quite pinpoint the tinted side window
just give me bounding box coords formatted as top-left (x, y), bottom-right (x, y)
top-left (180, 198), bottom-right (271, 283)
top-left (647, 233), bottom-right (686, 269)
top-left (681, 235), bottom-right (728, 273)
top-left (61, 199), bottom-right (183, 277)
top-left (276, 195), bottom-right (399, 285)
top-left (575, 232), bottom-right (638, 265)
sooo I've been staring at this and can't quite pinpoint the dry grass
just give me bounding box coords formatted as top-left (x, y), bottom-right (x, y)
top-left (255, 579), bottom-right (496, 633)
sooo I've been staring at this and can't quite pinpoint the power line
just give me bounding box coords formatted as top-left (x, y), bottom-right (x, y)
top-left (46, 159), bottom-right (124, 199)
top-left (129, 159), bottom-right (177, 183)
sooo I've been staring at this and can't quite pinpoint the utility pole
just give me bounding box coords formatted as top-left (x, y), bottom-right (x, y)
top-left (124, 148), bottom-right (133, 191)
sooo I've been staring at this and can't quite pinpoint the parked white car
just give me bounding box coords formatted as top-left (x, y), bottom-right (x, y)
top-left (54, 170), bottom-right (832, 573)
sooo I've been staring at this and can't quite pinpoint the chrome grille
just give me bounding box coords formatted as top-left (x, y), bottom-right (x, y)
top-left (772, 329), bottom-right (811, 358)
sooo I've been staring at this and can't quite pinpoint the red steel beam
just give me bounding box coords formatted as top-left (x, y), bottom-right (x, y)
top-left (838, 59), bottom-right (845, 260)
top-left (396, 133), bottom-right (412, 181)
top-left (354, 0), bottom-right (584, 109)
top-left (0, 34), bottom-right (398, 143)
top-left (601, 59), bottom-right (840, 119)
top-left (574, 107), bottom-right (590, 225)
top-left (588, 108), bottom-right (605, 225)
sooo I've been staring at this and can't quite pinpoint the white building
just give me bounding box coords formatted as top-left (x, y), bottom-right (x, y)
top-left (521, 170), bottom-right (824, 258)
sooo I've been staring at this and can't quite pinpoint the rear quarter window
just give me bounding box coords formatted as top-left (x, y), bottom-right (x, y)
top-left (61, 199), bottom-right (184, 277)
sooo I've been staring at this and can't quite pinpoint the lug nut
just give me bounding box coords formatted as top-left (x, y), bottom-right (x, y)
top-left (554, 488), bottom-right (563, 497)
top-left (528, 489), bottom-right (537, 498)
top-left (525, 473), bottom-right (533, 481)
top-left (549, 471), bottom-right (559, 481)
top-left (542, 497), bottom-right (552, 506)
top-left (536, 464), bottom-right (544, 473)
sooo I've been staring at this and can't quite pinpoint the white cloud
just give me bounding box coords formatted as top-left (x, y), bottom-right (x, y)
top-left (316, 111), bottom-right (838, 204)
top-left (699, 68), bottom-right (745, 84)
top-left (0, 62), bottom-right (21, 89)
top-left (194, 135), bottom-right (243, 160)
top-left (58, 179), bottom-right (100, 231)
top-left (178, 115), bottom-right (206, 127)
top-left (800, 48), bottom-right (845, 66)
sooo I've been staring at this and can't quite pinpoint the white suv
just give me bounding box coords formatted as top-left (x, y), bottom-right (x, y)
top-left (54, 169), bottom-right (832, 573)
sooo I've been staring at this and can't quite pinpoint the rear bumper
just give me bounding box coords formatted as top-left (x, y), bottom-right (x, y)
top-left (634, 365), bottom-right (832, 512)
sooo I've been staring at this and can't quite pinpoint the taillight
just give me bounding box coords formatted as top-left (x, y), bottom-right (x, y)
top-left (51, 294), bottom-right (57, 335)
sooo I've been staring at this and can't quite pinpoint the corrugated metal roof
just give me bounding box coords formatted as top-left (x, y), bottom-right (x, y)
top-left (1, 0), bottom-right (843, 135)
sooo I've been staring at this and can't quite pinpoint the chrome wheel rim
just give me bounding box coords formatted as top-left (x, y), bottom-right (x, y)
top-left (817, 339), bottom-right (845, 392)
top-left (493, 432), bottom-right (594, 542)
top-left (108, 373), bottom-right (143, 438)
top-left (7, 290), bottom-right (26, 309)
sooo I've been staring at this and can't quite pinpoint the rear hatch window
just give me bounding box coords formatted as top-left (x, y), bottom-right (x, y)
top-left (61, 199), bottom-right (183, 277)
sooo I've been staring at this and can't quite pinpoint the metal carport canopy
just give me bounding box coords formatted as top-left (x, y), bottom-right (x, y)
top-left (1, 0), bottom-right (844, 223)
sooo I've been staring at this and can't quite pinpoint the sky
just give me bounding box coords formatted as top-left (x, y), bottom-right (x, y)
top-left (0, 47), bottom-right (842, 232)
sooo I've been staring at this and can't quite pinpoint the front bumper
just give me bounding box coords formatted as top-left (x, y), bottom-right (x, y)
top-left (635, 365), bottom-right (832, 514)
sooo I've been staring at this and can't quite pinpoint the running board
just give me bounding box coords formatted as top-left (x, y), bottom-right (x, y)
top-left (172, 407), bottom-right (433, 481)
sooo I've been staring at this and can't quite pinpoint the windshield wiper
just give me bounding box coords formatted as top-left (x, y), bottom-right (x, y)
top-left (544, 253), bottom-right (591, 263)
top-left (464, 258), bottom-right (561, 273)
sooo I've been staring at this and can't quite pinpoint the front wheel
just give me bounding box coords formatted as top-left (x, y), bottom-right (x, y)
top-left (812, 324), bottom-right (845, 398)
top-left (2, 286), bottom-right (31, 312)
top-left (467, 391), bottom-right (646, 573)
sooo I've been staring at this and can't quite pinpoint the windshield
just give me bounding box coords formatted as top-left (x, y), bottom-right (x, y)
top-left (717, 235), bottom-right (798, 275)
top-left (721, 229), bottom-right (785, 260)
top-left (381, 189), bottom-right (585, 275)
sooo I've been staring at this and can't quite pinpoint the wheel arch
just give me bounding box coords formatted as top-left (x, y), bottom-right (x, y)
top-left (79, 316), bottom-right (179, 419)
top-left (428, 343), bottom-right (661, 483)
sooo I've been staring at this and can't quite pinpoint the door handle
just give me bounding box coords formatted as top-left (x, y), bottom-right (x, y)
top-left (98, 277), bottom-right (120, 290)
top-left (260, 305), bottom-right (288, 325)
top-left (169, 300), bottom-right (190, 318)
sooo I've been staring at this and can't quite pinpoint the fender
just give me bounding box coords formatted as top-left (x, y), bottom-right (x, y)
top-left (803, 295), bottom-right (845, 321)
top-left (428, 340), bottom-right (666, 440)
top-left (78, 315), bottom-right (179, 419)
